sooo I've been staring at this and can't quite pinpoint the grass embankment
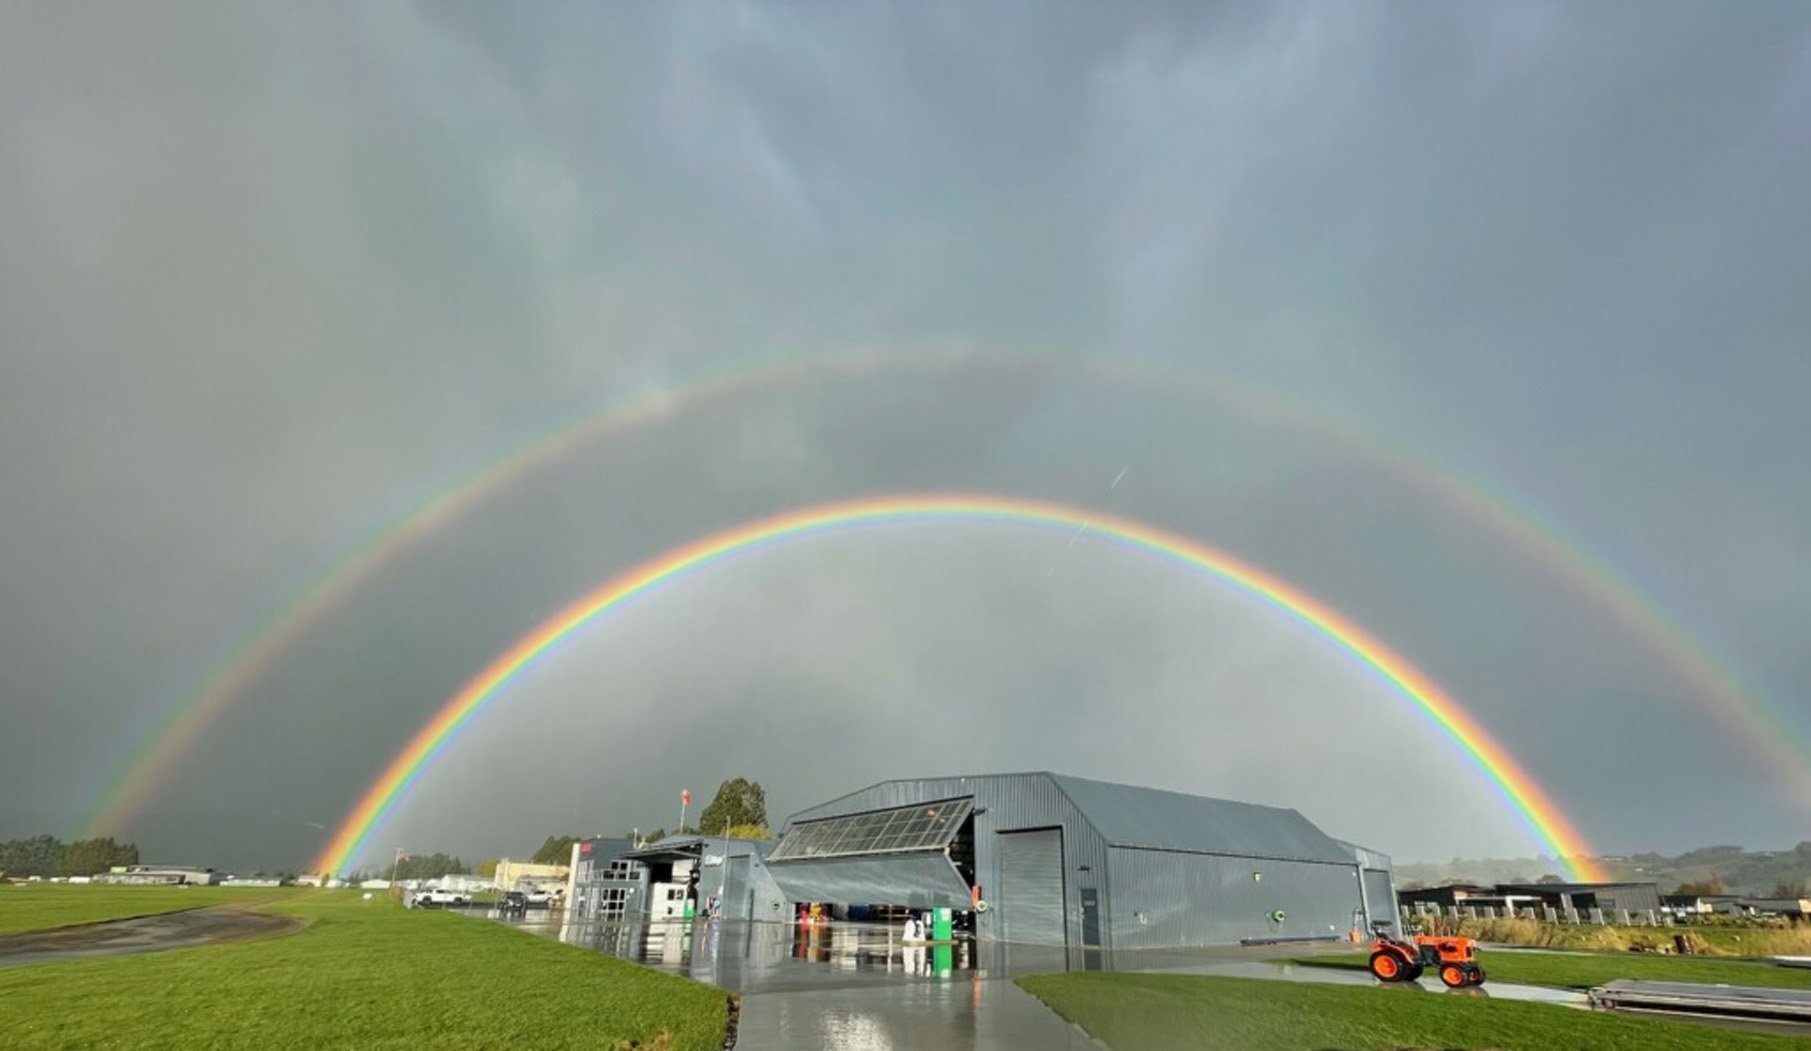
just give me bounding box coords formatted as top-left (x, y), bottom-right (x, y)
top-left (1018, 972), bottom-right (1811, 1050)
top-left (1295, 950), bottom-right (1811, 992)
top-left (0, 884), bottom-right (305, 936)
top-left (0, 891), bottom-right (728, 1050)
top-left (1415, 915), bottom-right (1811, 958)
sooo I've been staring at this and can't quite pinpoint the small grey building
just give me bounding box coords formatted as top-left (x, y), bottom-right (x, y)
top-left (566, 834), bottom-right (785, 922)
top-left (763, 771), bottom-right (1397, 949)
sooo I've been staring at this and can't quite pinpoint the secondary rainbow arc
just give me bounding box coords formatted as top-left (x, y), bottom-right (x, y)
top-left (85, 347), bottom-right (1811, 840)
top-left (314, 494), bottom-right (1606, 880)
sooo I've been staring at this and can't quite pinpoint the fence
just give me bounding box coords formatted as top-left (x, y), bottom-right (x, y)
top-left (1400, 902), bottom-right (1667, 927)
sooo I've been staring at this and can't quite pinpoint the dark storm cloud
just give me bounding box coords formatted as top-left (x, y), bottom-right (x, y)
top-left (2, 2), bottom-right (1807, 871)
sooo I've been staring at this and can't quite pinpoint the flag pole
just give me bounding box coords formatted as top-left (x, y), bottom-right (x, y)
top-left (389, 848), bottom-right (406, 902)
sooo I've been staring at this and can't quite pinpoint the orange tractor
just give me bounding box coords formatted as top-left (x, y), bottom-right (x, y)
top-left (1366, 923), bottom-right (1486, 987)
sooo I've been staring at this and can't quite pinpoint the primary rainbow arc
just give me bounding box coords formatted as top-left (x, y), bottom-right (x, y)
top-left (86, 347), bottom-right (1811, 841)
top-left (315, 494), bottom-right (1605, 880)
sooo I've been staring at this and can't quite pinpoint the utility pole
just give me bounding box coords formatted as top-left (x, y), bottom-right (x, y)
top-left (679, 788), bottom-right (690, 835)
top-left (717, 815), bottom-right (731, 917)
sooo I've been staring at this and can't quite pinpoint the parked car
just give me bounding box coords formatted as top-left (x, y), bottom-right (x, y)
top-left (498, 891), bottom-right (528, 912)
top-left (413, 888), bottom-right (470, 908)
top-left (524, 890), bottom-right (556, 909)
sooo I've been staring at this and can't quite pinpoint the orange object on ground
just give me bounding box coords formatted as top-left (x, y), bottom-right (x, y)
top-left (1366, 926), bottom-right (1485, 987)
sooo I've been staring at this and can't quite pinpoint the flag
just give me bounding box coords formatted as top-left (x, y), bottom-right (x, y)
top-left (682, 789), bottom-right (691, 806)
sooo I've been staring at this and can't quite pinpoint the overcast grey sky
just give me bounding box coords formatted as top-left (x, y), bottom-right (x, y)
top-left (3, 2), bottom-right (1807, 873)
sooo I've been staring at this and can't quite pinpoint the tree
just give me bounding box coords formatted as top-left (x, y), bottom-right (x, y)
top-left (393, 852), bottom-right (466, 881)
top-left (644, 828), bottom-right (667, 845)
top-left (1536, 873), bottom-right (1565, 884)
top-left (698, 778), bottom-right (767, 834)
top-left (533, 836), bottom-right (579, 865)
top-left (1674, 875), bottom-right (1726, 896)
top-left (721, 823), bottom-right (774, 840)
top-left (475, 857), bottom-right (500, 878)
top-left (1770, 880), bottom-right (1808, 899)
top-left (0, 835), bottom-right (69, 877)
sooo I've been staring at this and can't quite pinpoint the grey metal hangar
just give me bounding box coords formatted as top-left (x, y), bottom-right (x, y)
top-left (757, 771), bottom-right (1399, 950)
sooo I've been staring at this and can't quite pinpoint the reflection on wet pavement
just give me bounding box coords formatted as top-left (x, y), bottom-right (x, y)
top-left (495, 914), bottom-right (1594, 1048)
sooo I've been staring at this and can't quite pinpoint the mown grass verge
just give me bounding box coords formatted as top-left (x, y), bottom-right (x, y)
top-left (0, 884), bottom-right (306, 936)
top-left (0, 891), bottom-right (727, 1050)
top-left (1294, 948), bottom-right (1811, 992)
top-left (1017, 972), bottom-right (1810, 1049)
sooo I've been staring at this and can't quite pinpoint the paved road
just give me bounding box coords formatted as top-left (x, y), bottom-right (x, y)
top-left (0, 905), bottom-right (301, 968)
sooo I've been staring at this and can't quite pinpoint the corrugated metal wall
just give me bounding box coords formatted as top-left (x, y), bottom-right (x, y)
top-left (719, 856), bottom-right (749, 917)
top-left (1362, 869), bottom-right (1397, 935)
top-left (782, 773), bottom-right (1109, 946)
top-left (1343, 842), bottom-right (1400, 937)
top-left (1106, 848), bottom-right (1368, 949)
top-left (744, 855), bottom-right (788, 921)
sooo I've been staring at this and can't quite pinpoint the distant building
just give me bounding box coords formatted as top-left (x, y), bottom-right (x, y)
top-left (218, 877), bottom-right (282, 888)
top-left (1398, 884), bottom-right (1509, 910)
top-left (294, 874), bottom-right (325, 887)
top-left (1494, 882), bottom-right (1662, 915)
top-left (1735, 898), bottom-right (1811, 919)
top-left (1662, 893), bottom-right (1743, 917)
top-left (494, 859), bottom-right (568, 893)
top-left (1407, 881), bottom-right (1661, 916)
top-left (94, 865), bottom-right (220, 886)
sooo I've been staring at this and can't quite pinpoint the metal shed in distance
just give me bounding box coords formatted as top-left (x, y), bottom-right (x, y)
top-left (766, 771), bottom-right (1397, 950)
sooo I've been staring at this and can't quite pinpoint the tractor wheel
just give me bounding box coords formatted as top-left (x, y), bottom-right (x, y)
top-left (1403, 963), bottom-right (1425, 982)
top-left (1439, 964), bottom-right (1467, 988)
top-left (1468, 965), bottom-right (1486, 986)
top-left (1368, 950), bottom-right (1406, 981)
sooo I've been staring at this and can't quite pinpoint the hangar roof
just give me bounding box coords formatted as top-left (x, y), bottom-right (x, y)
top-left (783, 771), bottom-right (1367, 865)
top-left (1048, 773), bottom-right (1356, 864)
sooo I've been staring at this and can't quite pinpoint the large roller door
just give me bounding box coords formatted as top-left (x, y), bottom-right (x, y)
top-left (998, 829), bottom-right (1066, 945)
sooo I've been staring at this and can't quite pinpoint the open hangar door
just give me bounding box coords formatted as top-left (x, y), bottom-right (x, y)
top-left (763, 797), bottom-right (977, 915)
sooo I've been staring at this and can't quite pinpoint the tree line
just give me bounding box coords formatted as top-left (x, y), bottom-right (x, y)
top-left (0, 835), bottom-right (139, 877)
top-left (392, 852), bottom-right (468, 881)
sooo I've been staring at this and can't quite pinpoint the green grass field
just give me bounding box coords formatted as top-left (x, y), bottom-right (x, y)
top-left (1018, 972), bottom-right (1811, 1050)
top-left (0, 884), bottom-right (305, 936)
top-left (0, 891), bottom-right (728, 1050)
top-left (1294, 948), bottom-right (1811, 992)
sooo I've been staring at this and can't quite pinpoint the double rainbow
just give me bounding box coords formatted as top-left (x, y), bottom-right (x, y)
top-left (86, 348), bottom-right (1811, 840)
top-left (314, 494), bottom-right (1605, 880)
